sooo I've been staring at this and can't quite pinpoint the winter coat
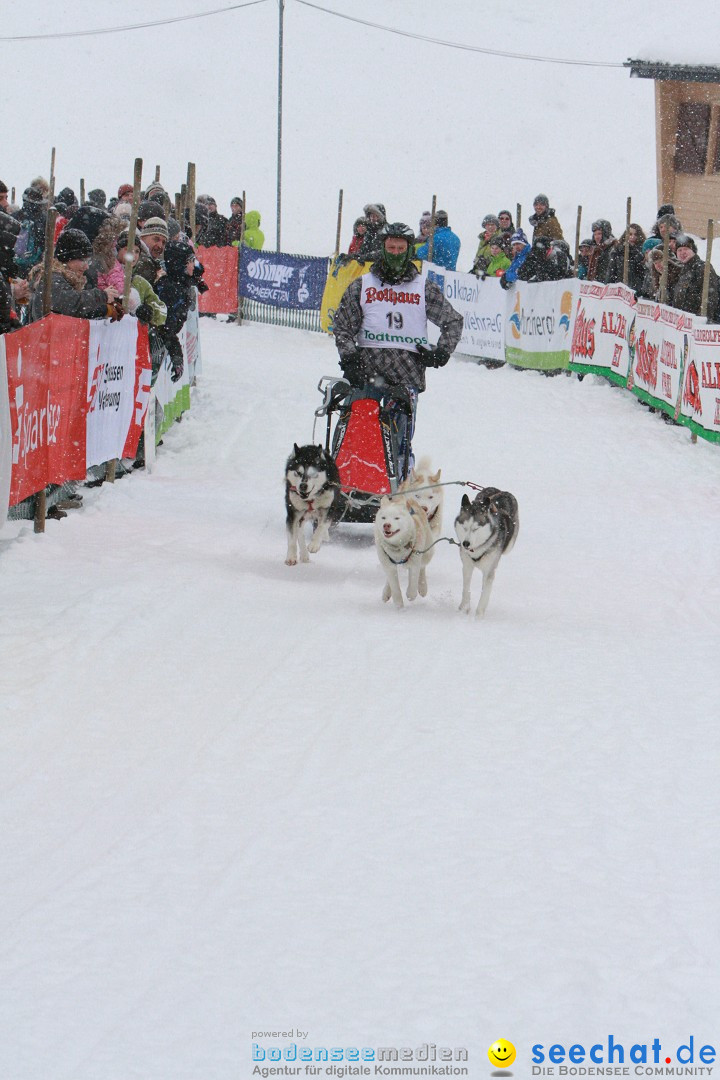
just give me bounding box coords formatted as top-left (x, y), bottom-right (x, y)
top-left (97, 260), bottom-right (126, 292)
top-left (241, 210), bottom-right (264, 251)
top-left (638, 256), bottom-right (682, 302)
top-left (471, 231), bottom-right (496, 274)
top-left (354, 221), bottom-right (383, 262)
top-left (333, 260), bottom-right (463, 393)
top-left (13, 203), bottom-right (47, 277)
top-left (529, 207), bottom-right (564, 242)
top-left (606, 243), bottom-right (645, 292)
top-left (133, 274), bottom-right (167, 326)
top-left (0, 272), bottom-right (20, 334)
top-left (28, 260), bottom-right (111, 322)
top-left (225, 213), bottom-right (245, 246)
top-left (500, 243), bottom-right (531, 287)
top-left (415, 226), bottom-right (461, 271)
top-left (483, 252), bottom-right (511, 278)
top-left (671, 255), bottom-right (720, 321)
top-left (196, 210), bottom-right (228, 247)
top-left (586, 237), bottom-right (617, 283)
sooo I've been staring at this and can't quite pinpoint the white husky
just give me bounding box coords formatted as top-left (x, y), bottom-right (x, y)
top-left (399, 456), bottom-right (444, 544)
top-left (374, 495), bottom-right (433, 608)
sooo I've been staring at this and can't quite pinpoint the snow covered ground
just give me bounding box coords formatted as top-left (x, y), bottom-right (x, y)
top-left (2, 319), bottom-right (719, 1078)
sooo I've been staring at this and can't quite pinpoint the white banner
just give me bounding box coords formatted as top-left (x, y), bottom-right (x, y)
top-left (629, 300), bottom-right (695, 418)
top-left (426, 263), bottom-right (505, 362)
top-left (0, 336), bottom-right (12, 525)
top-left (683, 324), bottom-right (720, 440)
top-left (86, 318), bottom-right (142, 468)
top-left (184, 294), bottom-right (202, 380)
top-left (505, 278), bottom-right (579, 369)
top-left (571, 281), bottom-right (637, 382)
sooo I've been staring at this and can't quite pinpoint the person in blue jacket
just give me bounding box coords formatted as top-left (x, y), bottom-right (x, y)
top-left (499, 229), bottom-right (531, 289)
top-left (415, 210), bottom-right (460, 270)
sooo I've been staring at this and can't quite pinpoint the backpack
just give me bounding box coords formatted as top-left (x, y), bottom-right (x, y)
top-left (14, 216), bottom-right (45, 273)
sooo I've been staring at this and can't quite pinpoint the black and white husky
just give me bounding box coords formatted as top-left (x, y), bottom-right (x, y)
top-left (284, 443), bottom-right (342, 565)
top-left (454, 488), bottom-right (519, 617)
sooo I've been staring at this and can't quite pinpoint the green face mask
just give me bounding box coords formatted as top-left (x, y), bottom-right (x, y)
top-left (383, 248), bottom-right (409, 275)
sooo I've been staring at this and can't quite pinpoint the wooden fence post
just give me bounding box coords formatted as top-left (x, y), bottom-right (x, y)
top-left (659, 227), bottom-right (670, 306)
top-left (427, 194), bottom-right (437, 263)
top-left (516, 202), bottom-right (522, 230)
top-left (187, 163), bottom-right (196, 245)
top-left (622, 196), bottom-right (632, 285)
top-left (237, 189), bottom-right (247, 326)
top-left (574, 205), bottom-right (582, 277)
top-left (334, 189), bottom-right (343, 257)
top-left (80, 178), bottom-right (86, 206)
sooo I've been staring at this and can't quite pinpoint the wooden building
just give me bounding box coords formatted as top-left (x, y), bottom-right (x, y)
top-left (627, 60), bottom-right (720, 238)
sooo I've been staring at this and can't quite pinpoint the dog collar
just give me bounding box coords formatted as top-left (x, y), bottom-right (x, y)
top-left (385, 542), bottom-right (415, 565)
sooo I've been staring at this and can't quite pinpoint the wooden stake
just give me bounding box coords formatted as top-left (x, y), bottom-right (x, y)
top-left (80, 178), bottom-right (86, 205)
top-left (155, 165), bottom-right (161, 183)
top-left (660, 227), bottom-right (670, 306)
top-left (237, 189), bottom-right (247, 326)
top-left (516, 202), bottom-right (522, 230)
top-left (41, 208), bottom-right (58, 318)
top-left (34, 487), bottom-right (46, 534)
top-left (187, 163), bottom-right (196, 244)
top-left (180, 183), bottom-right (188, 235)
top-left (622, 196), bottom-right (632, 285)
top-left (49, 147), bottom-right (56, 189)
top-left (427, 194), bottom-right (437, 263)
top-left (174, 193), bottom-right (181, 225)
top-left (574, 205), bottom-right (582, 277)
top-left (11, 186), bottom-right (15, 204)
top-left (334, 189), bottom-right (344, 257)
top-left (701, 219), bottom-right (714, 318)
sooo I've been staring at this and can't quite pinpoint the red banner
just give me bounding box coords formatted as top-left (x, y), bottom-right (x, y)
top-left (197, 245), bottom-right (239, 314)
top-left (6, 315), bottom-right (89, 505)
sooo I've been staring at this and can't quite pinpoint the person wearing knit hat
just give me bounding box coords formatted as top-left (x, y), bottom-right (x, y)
top-left (140, 217), bottom-right (169, 240)
top-left (417, 210), bottom-right (432, 243)
top-left (87, 189), bottom-right (107, 209)
top-left (137, 200), bottom-right (166, 227)
top-left (117, 184), bottom-right (133, 202)
top-left (529, 194), bottom-right (564, 243)
top-left (672, 232), bottom-right (719, 319)
top-left (415, 210), bottom-right (461, 271)
top-left (67, 204), bottom-right (111, 245)
top-left (113, 231), bottom-right (167, 327)
top-left (28, 228), bottom-right (121, 322)
top-left (471, 215), bottom-right (501, 275)
top-left (138, 217), bottom-right (169, 271)
top-left (0, 181), bottom-right (8, 212)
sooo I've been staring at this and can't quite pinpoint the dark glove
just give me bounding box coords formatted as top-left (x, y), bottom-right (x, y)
top-left (170, 356), bottom-right (184, 382)
top-left (135, 302), bottom-right (153, 325)
top-left (416, 344), bottom-right (450, 368)
top-left (340, 350), bottom-right (367, 387)
top-left (499, 274), bottom-right (511, 291)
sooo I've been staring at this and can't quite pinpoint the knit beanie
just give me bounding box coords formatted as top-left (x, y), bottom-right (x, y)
top-left (55, 228), bottom-right (93, 263)
top-left (117, 184), bottom-right (133, 200)
top-left (140, 217), bottom-right (169, 240)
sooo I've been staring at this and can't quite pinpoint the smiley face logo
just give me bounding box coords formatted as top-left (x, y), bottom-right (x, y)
top-left (488, 1039), bottom-right (516, 1069)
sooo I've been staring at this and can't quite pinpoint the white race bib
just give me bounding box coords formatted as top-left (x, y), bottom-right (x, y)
top-left (357, 272), bottom-right (428, 352)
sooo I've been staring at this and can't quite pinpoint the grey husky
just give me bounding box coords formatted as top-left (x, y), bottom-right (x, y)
top-left (454, 488), bottom-right (519, 617)
top-left (285, 443), bottom-right (342, 565)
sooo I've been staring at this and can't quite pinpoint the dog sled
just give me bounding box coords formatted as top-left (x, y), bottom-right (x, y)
top-left (314, 375), bottom-right (414, 523)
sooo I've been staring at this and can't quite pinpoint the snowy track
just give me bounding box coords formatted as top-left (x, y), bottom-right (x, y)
top-left (2, 320), bottom-right (719, 1079)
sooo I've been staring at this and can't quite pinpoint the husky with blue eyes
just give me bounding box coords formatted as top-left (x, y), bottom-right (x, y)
top-left (284, 443), bottom-right (342, 566)
top-left (454, 487), bottom-right (519, 618)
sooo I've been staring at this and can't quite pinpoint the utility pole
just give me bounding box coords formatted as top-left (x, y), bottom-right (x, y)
top-left (276, 0), bottom-right (284, 251)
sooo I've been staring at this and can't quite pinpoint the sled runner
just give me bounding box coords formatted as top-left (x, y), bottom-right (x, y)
top-left (314, 375), bottom-right (413, 523)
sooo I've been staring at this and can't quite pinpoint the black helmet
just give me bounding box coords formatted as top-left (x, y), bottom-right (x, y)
top-left (380, 221), bottom-right (415, 245)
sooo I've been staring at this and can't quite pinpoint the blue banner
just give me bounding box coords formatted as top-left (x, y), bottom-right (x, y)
top-left (239, 249), bottom-right (328, 310)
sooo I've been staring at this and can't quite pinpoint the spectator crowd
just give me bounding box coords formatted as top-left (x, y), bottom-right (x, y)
top-left (341, 195), bottom-right (720, 322)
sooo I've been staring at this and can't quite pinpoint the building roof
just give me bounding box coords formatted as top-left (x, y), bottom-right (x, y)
top-left (626, 59), bottom-right (720, 83)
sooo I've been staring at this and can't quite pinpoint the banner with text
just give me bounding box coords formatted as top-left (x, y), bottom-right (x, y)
top-left (5, 315), bottom-right (88, 505)
top-left (320, 258), bottom-right (372, 334)
top-left (505, 279), bottom-right (579, 370)
top-left (426, 263), bottom-right (505, 362)
top-left (570, 281), bottom-right (637, 385)
top-left (628, 300), bottom-right (695, 421)
top-left (684, 324), bottom-right (720, 443)
top-left (0, 338), bottom-right (12, 524)
top-left (239, 249), bottom-right (328, 310)
top-left (86, 318), bottom-right (152, 467)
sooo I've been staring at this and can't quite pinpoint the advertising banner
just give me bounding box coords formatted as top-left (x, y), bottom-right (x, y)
top-left (504, 278), bottom-right (579, 370)
top-left (239, 248), bottom-right (328, 311)
top-left (570, 281), bottom-right (637, 385)
top-left (426, 264), bottom-right (505, 362)
top-left (184, 297), bottom-right (202, 381)
top-left (86, 318), bottom-right (152, 467)
top-left (0, 337), bottom-right (12, 524)
top-left (154, 318), bottom-right (192, 441)
top-left (5, 314), bottom-right (88, 506)
top-left (320, 258), bottom-right (371, 333)
top-left (680, 323), bottom-right (720, 443)
top-left (628, 300), bottom-right (695, 418)
top-left (197, 245), bottom-right (239, 314)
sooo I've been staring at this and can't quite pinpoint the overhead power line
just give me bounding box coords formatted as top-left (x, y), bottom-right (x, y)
top-left (0, 0), bottom-right (268, 42)
top-left (294, 0), bottom-right (626, 69)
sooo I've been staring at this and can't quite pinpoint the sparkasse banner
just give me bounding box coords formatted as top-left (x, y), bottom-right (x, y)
top-left (86, 318), bottom-right (152, 468)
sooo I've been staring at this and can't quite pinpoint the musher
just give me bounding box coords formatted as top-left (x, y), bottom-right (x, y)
top-left (333, 221), bottom-right (463, 475)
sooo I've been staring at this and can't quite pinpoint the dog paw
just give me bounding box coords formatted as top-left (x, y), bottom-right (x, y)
top-left (418, 580), bottom-right (427, 597)
top-left (459, 601), bottom-right (470, 613)
top-left (382, 584), bottom-right (391, 603)
top-left (285, 557), bottom-right (297, 566)
top-left (308, 539), bottom-right (321, 553)
top-left (407, 589), bottom-right (417, 601)
top-left (300, 552), bottom-right (310, 563)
